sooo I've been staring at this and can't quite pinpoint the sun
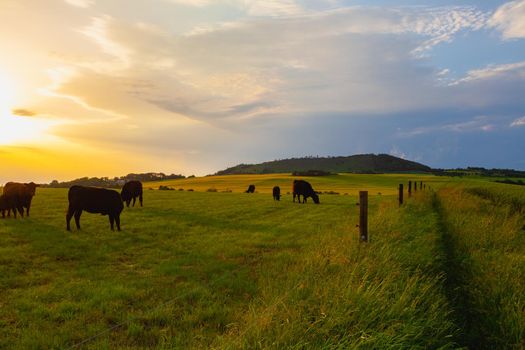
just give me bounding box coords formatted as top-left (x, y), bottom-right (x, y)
top-left (0, 72), bottom-right (54, 145)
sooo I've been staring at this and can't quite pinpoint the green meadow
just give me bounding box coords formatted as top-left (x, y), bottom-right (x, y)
top-left (0, 174), bottom-right (524, 349)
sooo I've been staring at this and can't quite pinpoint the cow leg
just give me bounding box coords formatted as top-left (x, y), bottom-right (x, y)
top-left (66, 205), bottom-right (74, 231)
top-left (115, 214), bottom-right (121, 231)
top-left (74, 210), bottom-right (82, 230)
top-left (126, 200), bottom-right (130, 208)
top-left (109, 215), bottom-right (115, 231)
top-left (132, 197), bottom-right (136, 207)
top-left (17, 206), bottom-right (24, 218)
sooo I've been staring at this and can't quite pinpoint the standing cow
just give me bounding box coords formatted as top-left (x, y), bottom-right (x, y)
top-left (2, 182), bottom-right (39, 218)
top-left (66, 185), bottom-right (124, 231)
top-left (273, 186), bottom-right (281, 201)
top-left (121, 180), bottom-right (143, 207)
top-left (293, 180), bottom-right (320, 204)
top-left (245, 184), bottom-right (255, 193)
top-left (0, 195), bottom-right (10, 218)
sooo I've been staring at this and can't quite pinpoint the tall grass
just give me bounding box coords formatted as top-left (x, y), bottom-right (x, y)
top-left (213, 193), bottom-right (458, 349)
top-left (437, 187), bottom-right (525, 349)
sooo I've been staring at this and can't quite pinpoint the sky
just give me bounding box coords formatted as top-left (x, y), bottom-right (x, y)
top-left (0, 0), bottom-right (524, 183)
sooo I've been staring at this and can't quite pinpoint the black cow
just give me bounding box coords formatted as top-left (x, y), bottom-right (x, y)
top-left (66, 185), bottom-right (124, 231)
top-left (245, 184), bottom-right (255, 193)
top-left (2, 182), bottom-right (38, 218)
top-left (0, 195), bottom-right (10, 218)
top-left (293, 180), bottom-right (320, 204)
top-left (121, 180), bottom-right (143, 207)
top-left (273, 186), bottom-right (281, 201)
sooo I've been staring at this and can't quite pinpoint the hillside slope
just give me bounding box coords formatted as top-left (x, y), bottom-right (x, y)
top-left (216, 154), bottom-right (431, 175)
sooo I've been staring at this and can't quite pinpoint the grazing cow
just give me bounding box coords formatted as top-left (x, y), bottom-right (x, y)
top-left (66, 185), bottom-right (124, 231)
top-left (2, 182), bottom-right (39, 218)
top-left (273, 186), bottom-right (281, 201)
top-left (245, 184), bottom-right (255, 193)
top-left (121, 180), bottom-right (143, 207)
top-left (0, 195), bottom-right (9, 218)
top-left (292, 180), bottom-right (320, 204)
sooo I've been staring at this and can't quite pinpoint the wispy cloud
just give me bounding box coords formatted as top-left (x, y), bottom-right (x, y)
top-left (510, 116), bottom-right (525, 127)
top-left (244, 0), bottom-right (304, 17)
top-left (398, 116), bottom-right (498, 137)
top-left (489, 0), bottom-right (525, 40)
top-left (12, 108), bottom-right (36, 117)
top-left (78, 16), bottom-right (132, 72)
top-left (64, 0), bottom-right (94, 8)
top-left (451, 61), bottom-right (525, 85)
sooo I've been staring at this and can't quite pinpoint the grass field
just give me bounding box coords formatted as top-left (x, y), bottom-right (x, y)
top-left (145, 173), bottom-right (450, 196)
top-left (1, 174), bottom-right (524, 348)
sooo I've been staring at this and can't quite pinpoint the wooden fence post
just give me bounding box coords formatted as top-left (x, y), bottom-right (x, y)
top-left (408, 181), bottom-right (412, 197)
top-left (414, 180), bottom-right (417, 192)
top-left (398, 184), bottom-right (403, 206)
top-left (359, 191), bottom-right (368, 242)
top-left (420, 181), bottom-right (423, 191)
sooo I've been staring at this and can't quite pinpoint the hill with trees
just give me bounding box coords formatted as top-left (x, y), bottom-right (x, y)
top-left (215, 154), bottom-right (431, 175)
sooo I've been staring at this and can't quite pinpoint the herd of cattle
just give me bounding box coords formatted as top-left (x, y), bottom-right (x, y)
top-left (0, 179), bottom-right (319, 231)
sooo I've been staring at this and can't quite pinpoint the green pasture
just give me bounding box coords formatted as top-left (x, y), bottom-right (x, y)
top-left (0, 174), bottom-right (524, 349)
top-left (146, 173), bottom-right (450, 195)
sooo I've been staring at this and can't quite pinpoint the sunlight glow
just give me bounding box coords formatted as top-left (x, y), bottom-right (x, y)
top-left (0, 72), bottom-right (54, 145)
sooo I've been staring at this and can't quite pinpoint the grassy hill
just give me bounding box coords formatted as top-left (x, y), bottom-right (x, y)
top-left (216, 154), bottom-right (431, 175)
top-left (1, 174), bottom-right (524, 348)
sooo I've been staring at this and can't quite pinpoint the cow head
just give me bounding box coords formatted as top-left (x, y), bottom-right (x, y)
top-left (120, 190), bottom-right (131, 202)
top-left (312, 192), bottom-right (320, 204)
top-left (25, 182), bottom-right (39, 196)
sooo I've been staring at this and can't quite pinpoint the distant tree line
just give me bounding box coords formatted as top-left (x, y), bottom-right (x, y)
top-left (432, 167), bottom-right (525, 178)
top-left (42, 172), bottom-right (187, 189)
top-left (292, 170), bottom-right (333, 176)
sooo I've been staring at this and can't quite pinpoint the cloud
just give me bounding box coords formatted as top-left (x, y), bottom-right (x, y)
top-left (164, 0), bottom-right (211, 7)
top-left (389, 146), bottom-right (406, 159)
top-left (510, 116), bottom-right (525, 127)
top-left (398, 116), bottom-right (499, 137)
top-left (36, 2), bottom-right (520, 139)
top-left (452, 61), bottom-right (525, 84)
top-left (489, 0), bottom-right (525, 40)
top-left (58, 5), bottom-right (494, 126)
top-left (78, 16), bottom-right (132, 72)
top-left (64, 0), bottom-right (94, 8)
top-left (403, 6), bottom-right (488, 54)
top-left (243, 0), bottom-right (304, 17)
top-left (12, 108), bottom-right (37, 117)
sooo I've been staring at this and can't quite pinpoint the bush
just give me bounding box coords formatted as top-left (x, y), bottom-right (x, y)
top-left (207, 188), bottom-right (218, 192)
